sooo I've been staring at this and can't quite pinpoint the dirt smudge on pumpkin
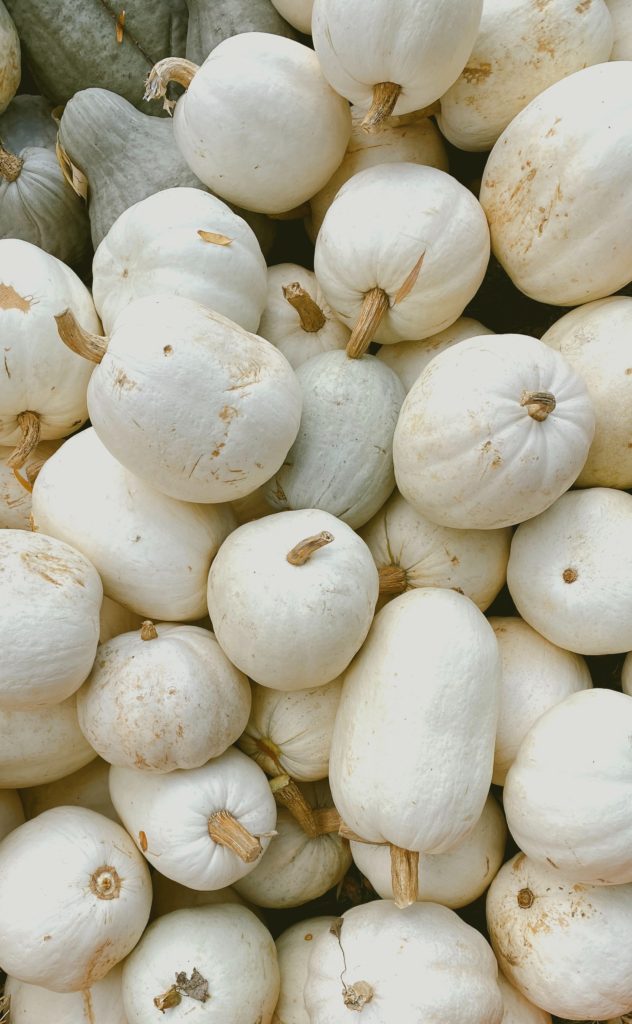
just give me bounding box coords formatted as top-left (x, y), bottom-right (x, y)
top-left (82, 990), bottom-right (96, 1024)
top-left (82, 939), bottom-right (115, 988)
top-left (20, 549), bottom-right (86, 588)
top-left (576, 0), bottom-right (592, 11)
top-left (113, 369), bottom-right (138, 392)
top-left (0, 284), bottom-right (31, 312)
top-left (227, 361), bottom-right (262, 391)
top-left (462, 62), bottom-right (492, 84)
top-left (219, 405), bottom-right (238, 422)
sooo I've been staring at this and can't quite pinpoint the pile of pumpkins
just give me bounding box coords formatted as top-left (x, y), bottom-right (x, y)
top-left (2, 0), bottom-right (632, 1022)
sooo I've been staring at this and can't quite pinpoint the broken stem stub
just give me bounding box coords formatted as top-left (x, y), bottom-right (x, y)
top-left (378, 564), bottom-right (408, 595)
top-left (520, 390), bottom-right (556, 422)
top-left (144, 57), bottom-right (199, 110)
top-left (7, 411), bottom-right (40, 470)
top-left (287, 530), bottom-right (334, 566)
top-left (346, 288), bottom-right (390, 359)
top-left (140, 620), bottom-right (159, 641)
top-left (55, 309), bottom-right (108, 364)
top-left (390, 845), bottom-right (419, 908)
top-left (0, 145), bottom-right (23, 182)
top-left (208, 809), bottom-right (262, 863)
top-left (283, 282), bottom-right (326, 333)
top-left (343, 980), bottom-right (375, 1012)
top-left (361, 82), bottom-right (402, 132)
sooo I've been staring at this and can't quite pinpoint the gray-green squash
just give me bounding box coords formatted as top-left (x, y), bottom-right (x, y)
top-left (185, 0), bottom-right (297, 65)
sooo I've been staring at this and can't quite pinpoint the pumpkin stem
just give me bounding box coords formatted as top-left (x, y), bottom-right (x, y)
top-left (55, 309), bottom-right (108, 364)
top-left (89, 865), bottom-right (121, 900)
top-left (346, 288), bottom-right (390, 359)
top-left (311, 805), bottom-right (342, 836)
top-left (390, 845), bottom-right (419, 908)
top-left (12, 466), bottom-right (34, 493)
top-left (207, 809), bottom-right (262, 863)
top-left (144, 57), bottom-right (199, 112)
top-left (7, 412), bottom-right (40, 471)
top-left (378, 564), bottom-right (408, 595)
top-left (520, 390), bottom-right (556, 421)
top-left (153, 986), bottom-right (182, 1012)
top-left (343, 980), bottom-right (374, 1011)
top-left (283, 282), bottom-right (327, 333)
top-left (140, 621), bottom-right (158, 641)
top-left (0, 145), bottom-right (23, 182)
top-left (517, 887), bottom-right (535, 908)
top-left (338, 822), bottom-right (389, 846)
top-left (361, 82), bottom-right (402, 132)
top-left (270, 774), bottom-right (320, 837)
top-left (287, 530), bottom-right (334, 566)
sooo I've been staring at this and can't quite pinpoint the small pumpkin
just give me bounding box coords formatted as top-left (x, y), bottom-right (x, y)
top-left (274, 917), bottom-right (337, 1024)
top-left (186, 0), bottom-right (298, 63)
top-left (0, 789), bottom-right (24, 842)
top-left (0, 439), bottom-right (59, 530)
top-left (0, 1), bottom-right (19, 114)
top-left (20, 757), bottom-right (120, 825)
top-left (376, 315), bottom-right (493, 392)
top-left (0, 695), bottom-right (96, 789)
top-left (3, 963), bottom-right (127, 1024)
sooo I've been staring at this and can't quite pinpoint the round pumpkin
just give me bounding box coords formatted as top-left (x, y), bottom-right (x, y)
top-left (3, 963), bottom-right (127, 1024)
top-left (376, 315), bottom-right (493, 393)
top-left (0, 695), bottom-right (96, 789)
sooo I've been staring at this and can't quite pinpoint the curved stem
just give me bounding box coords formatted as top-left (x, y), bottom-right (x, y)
top-left (378, 564), bottom-right (408, 595)
top-left (287, 531), bottom-right (334, 566)
top-left (361, 82), bottom-right (402, 132)
top-left (520, 390), bottom-right (556, 421)
top-left (346, 288), bottom-right (390, 359)
top-left (271, 774), bottom-right (319, 837)
top-left (390, 845), bottom-right (419, 908)
top-left (0, 145), bottom-right (23, 182)
top-left (144, 57), bottom-right (199, 107)
top-left (283, 282), bottom-right (326, 333)
top-left (55, 309), bottom-right (108, 364)
top-left (12, 466), bottom-right (33, 494)
top-left (140, 621), bottom-right (158, 641)
top-left (7, 412), bottom-right (40, 470)
top-left (207, 810), bottom-right (262, 863)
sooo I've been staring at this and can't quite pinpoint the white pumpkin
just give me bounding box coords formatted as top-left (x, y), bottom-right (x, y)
top-left (0, 439), bottom-right (59, 529)
top-left (208, 509), bottom-right (378, 689)
top-left (270, 0), bottom-right (313, 34)
top-left (0, 789), bottom-right (24, 841)
top-left (438, 0), bottom-right (613, 152)
top-left (311, 0), bottom-right (483, 128)
top-left (0, 2), bottom-right (19, 114)
top-left (150, 873), bottom-right (249, 921)
top-left (313, 163), bottom-right (490, 357)
top-left (91, 187), bottom-right (268, 335)
top-left (0, 695), bottom-right (96, 788)
top-left (487, 853), bottom-right (632, 1020)
top-left (77, 621), bottom-right (251, 772)
top-left (121, 905), bottom-right (279, 1023)
top-left (99, 596), bottom-right (143, 644)
top-left (393, 333), bottom-right (595, 530)
top-left (20, 757), bottom-right (119, 824)
top-left (0, 806), bottom-right (152, 992)
top-left (541, 296), bottom-right (632, 488)
top-left (265, 351), bottom-right (404, 528)
top-left (0, 530), bottom-right (102, 709)
top-left (274, 917), bottom-right (337, 1024)
top-left (257, 264), bottom-right (349, 369)
top-left (608, 0), bottom-right (632, 58)
top-left (3, 963), bottom-right (127, 1023)
top-left (490, 616), bottom-right (592, 785)
top-left (31, 428), bottom-right (235, 621)
top-left (376, 316), bottom-right (493, 393)
top-left (497, 972), bottom-right (552, 1024)
top-left (304, 900), bottom-right (503, 1023)
top-left (144, 34), bottom-right (351, 215)
top-left (350, 794), bottom-right (507, 909)
top-left (507, 487), bottom-right (632, 654)
top-left (238, 676), bottom-right (342, 781)
top-left (109, 746), bottom-right (277, 890)
top-left (359, 489), bottom-right (511, 611)
top-left (479, 62), bottom-right (632, 305)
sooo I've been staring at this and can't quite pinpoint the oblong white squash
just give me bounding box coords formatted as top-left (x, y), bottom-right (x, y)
top-left (270, 0), bottom-right (313, 34)
top-left (0, 789), bottom-right (24, 841)
top-left (393, 333), bottom-right (595, 530)
top-left (497, 972), bottom-right (552, 1024)
top-left (274, 916), bottom-right (337, 1024)
top-left (376, 316), bottom-right (493, 393)
top-left (0, 2), bottom-right (19, 114)
top-left (0, 439), bottom-right (59, 530)
top-left (0, 806), bottom-right (152, 992)
top-left (0, 694), bottom-right (96, 788)
top-left (20, 757), bottom-right (119, 824)
top-left (3, 963), bottom-right (127, 1023)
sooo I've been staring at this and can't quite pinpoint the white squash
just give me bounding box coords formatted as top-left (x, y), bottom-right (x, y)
top-left (0, 789), bottom-right (24, 841)
top-left (541, 296), bottom-right (632, 488)
top-left (608, 0), bottom-right (632, 58)
top-left (507, 487), bottom-right (632, 654)
top-left (393, 333), bottom-right (595, 530)
top-left (350, 794), bottom-right (507, 909)
top-left (270, 0), bottom-right (313, 34)
top-left (20, 757), bottom-right (119, 824)
top-left (144, 35), bottom-right (351, 215)
top-left (487, 853), bottom-right (632, 1020)
top-left (3, 964), bottom-right (127, 1023)
top-left (0, 695), bottom-right (96, 788)
top-left (479, 62), bottom-right (632, 305)
top-left (31, 428), bottom-right (235, 621)
top-left (359, 489), bottom-right (511, 611)
top-left (304, 900), bottom-right (503, 1023)
top-left (91, 187), bottom-right (268, 335)
top-left (0, 439), bottom-right (59, 530)
top-left (0, 806), bottom-right (152, 992)
top-left (208, 509), bottom-right (378, 689)
top-left (504, 688), bottom-right (632, 885)
top-left (150, 873), bottom-right (249, 921)
top-left (274, 917), bottom-right (337, 1024)
top-left (0, 530), bottom-right (102, 710)
top-left (78, 621), bottom-right (251, 772)
top-left (490, 616), bottom-right (592, 785)
top-left (311, 0), bottom-right (483, 128)
top-left (264, 351), bottom-right (404, 528)
top-left (109, 746), bottom-right (277, 890)
top-left (313, 163), bottom-right (490, 357)
top-left (0, 2), bottom-right (19, 114)
top-left (121, 905), bottom-right (279, 1023)
top-left (99, 596), bottom-right (143, 644)
top-left (376, 316), bottom-right (493, 393)
top-left (497, 972), bottom-right (552, 1024)
top-left (239, 676), bottom-right (342, 781)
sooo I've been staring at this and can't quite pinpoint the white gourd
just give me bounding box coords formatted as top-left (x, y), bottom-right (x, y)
top-left (270, 0), bottom-right (313, 34)
top-left (31, 428), bottom-right (235, 621)
top-left (99, 596), bottom-right (143, 644)
top-left (376, 316), bottom-right (493, 393)
top-left (0, 789), bottom-right (24, 841)
top-left (150, 873), bottom-right (250, 921)
top-left (0, 530), bottom-right (102, 709)
top-left (0, 439), bottom-right (59, 530)
top-left (0, 695), bottom-right (96, 788)
top-left (487, 853), bottom-right (632, 1020)
top-left (608, 0), bottom-right (632, 57)
top-left (207, 509), bottom-right (379, 689)
top-left (507, 487), bottom-right (632, 654)
top-left (3, 964), bottom-right (127, 1023)
top-left (257, 264), bottom-right (349, 369)
top-left (0, 2), bottom-right (19, 114)
top-left (393, 333), bottom-right (595, 530)
top-left (274, 917), bottom-right (337, 1024)
top-left (0, 806), bottom-right (152, 992)
top-left (490, 616), bottom-right (592, 786)
top-left (109, 746), bottom-right (277, 890)
top-left (497, 972), bottom-right (552, 1024)
top-left (20, 757), bottom-right (120, 824)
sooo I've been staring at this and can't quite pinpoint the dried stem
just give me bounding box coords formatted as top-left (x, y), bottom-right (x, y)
top-left (311, 806), bottom-right (342, 835)
top-left (346, 288), bottom-right (390, 359)
top-left (343, 981), bottom-right (374, 1011)
top-left (283, 282), bottom-right (326, 333)
top-left (287, 530), bottom-right (334, 566)
top-left (55, 309), bottom-right (108, 364)
top-left (520, 390), bottom-right (556, 421)
top-left (141, 621), bottom-right (158, 641)
top-left (0, 145), bottom-right (23, 182)
top-left (390, 845), bottom-right (419, 908)
top-left (271, 774), bottom-right (319, 836)
top-left (154, 986), bottom-right (182, 1012)
top-left (208, 810), bottom-right (262, 863)
top-left (144, 57), bottom-right (199, 111)
top-left (338, 822), bottom-right (388, 846)
top-left (378, 564), bottom-right (408, 595)
top-left (361, 82), bottom-right (402, 132)
top-left (7, 412), bottom-right (40, 470)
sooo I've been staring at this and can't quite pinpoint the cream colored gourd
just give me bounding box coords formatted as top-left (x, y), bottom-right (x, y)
top-left (393, 333), bottom-right (595, 530)
top-left (305, 900), bottom-right (503, 1023)
top-left (330, 588), bottom-right (500, 906)
top-left (487, 854), bottom-right (632, 1020)
top-left (265, 351), bottom-right (404, 528)
top-left (376, 316), bottom-right (493, 393)
top-left (0, 530), bottom-right (102, 710)
top-left (314, 163), bottom-right (490, 357)
top-left (350, 794), bottom-right (507, 909)
top-left (122, 905), bottom-right (279, 1023)
top-left (308, 107), bottom-right (448, 240)
top-left (58, 295), bottom-right (302, 504)
top-left (109, 746), bottom-right (277, 889)
top-left (507, 488), bottom-right (632, 654)
top-left (608, 0), bottom-right (632, 57)
top-left (0, 439), bottom-right (59, 530)
top-left (239, 676), bottom-right (342, 780)
top-left (257, 264), bottom-right (349, 369)
top-left (479, 62), bottom-right (632, 305)
top-left (208, 509), bottom-right (378, 689)
top-left (312, 0), bottom-right (483, 128)
top-left (490, 616), bottom-right (592, 785)
top-left (504, 689), bottom-right (632, 884)
top-left (3, 964), bottom-right (127, 1023)
top-left (99, 596), bottom-right (143, 643)
top-left (541, 296), bottom-right (632, 488)
top-left (144, 34), bottom-right (351, 215)
top-left (497, 973), bottom-right (552, 1024)
top-left (0, 239), bottom-right (100, 472)
top-left (438, 0), bottom-right (613, 152)
top-left (0, 2), bottom-right (19, 114)
top-left (270, 0), bottom-right (313, 33)
top-left (31, 428), bottom-right (235, 620)
top-left (0, 789), bottom-right (24, 841)
top-left (0, 695), bottom-right (96, 788)
top-left (78, 621), bottom-right (250, 772)
top-left (274, 917), bottom-right (337, 1024)
top-left (91, 187), bottom-right (267, 335)
top-left (0, 806), bottom-right (152, 992)
top-left (20, 757), bottom-right (119, 824)
top-left (360, 489), bottom-right (511, 611)
top-left (150, 873), bottom-right (249, 921)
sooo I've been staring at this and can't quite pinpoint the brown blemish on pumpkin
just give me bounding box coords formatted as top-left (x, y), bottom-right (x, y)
top-left (517, 887), bottom-right (535, 908)
top-left (20, 549), bottom-right (86, 588)
top-left (113, 369), bottom-right (137, 391)
top-left (82, 939), bottom-right (117, 988)
top-left (546, 857), bottom-right (558, 868)
top-left (139, 831), bottom-right (148, 852)
top-left (0, 284), bottom-right (31, 312)
top-left (562, 567), bottom-right (578, 583)
top-left (450, 555), bottom-right (460, 566)
top-left (576, 0), bottom-right (591, 11)
top-left (513, 853), bottom-right (526, 871)
top-left (219, 405), bottom-right (238, 421)
top-left (82, 989), bottom-right (96, 1024)
top-left (462, 62), bottom-right (492, 84)
top-left (304, 933), bottom-right (313, 941)
top-left (163, 345), bottom-right (173, 355)
top-left (545, 118), bottom-right (562, 137)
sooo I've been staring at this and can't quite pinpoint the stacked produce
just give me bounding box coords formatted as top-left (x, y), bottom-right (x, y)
top-left (1, 1), bottom-right (632, 1022)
